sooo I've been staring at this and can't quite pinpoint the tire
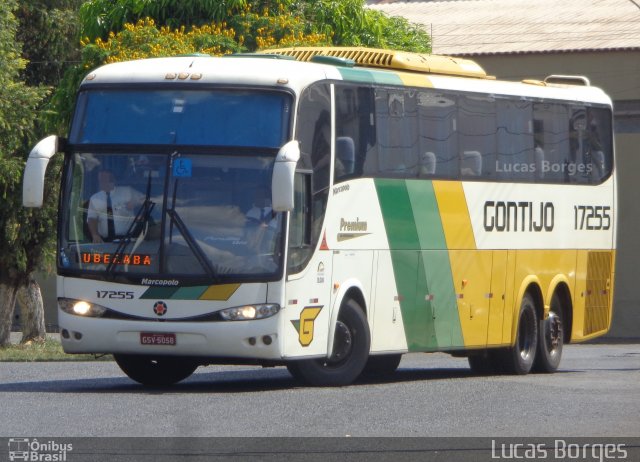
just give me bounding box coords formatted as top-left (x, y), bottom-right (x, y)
top-left (114, 354), bottom-right (198, 386)
top-left (362, 354), bottom-right (402, 377)
top-left (533, 292), bottom-right (564, 373)
top-left (467, 349), bottom-right (501, 375)
top-left (499, 293), bottom-right (539, 375)
top-left (285, 362), bottom-right (308, 384)
top-left (289, 298), bottom-right (370, 387)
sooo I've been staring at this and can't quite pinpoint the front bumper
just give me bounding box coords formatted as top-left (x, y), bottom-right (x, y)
top-left (58, 309), bottom-right (282, 360)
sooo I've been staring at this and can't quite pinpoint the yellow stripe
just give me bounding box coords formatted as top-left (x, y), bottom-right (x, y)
top-left (433, 181), bottom-right (476, 250)
top-left (397, 72), bottom-right (433, 88)
top-left (199, 284), bottom-right (241, 301)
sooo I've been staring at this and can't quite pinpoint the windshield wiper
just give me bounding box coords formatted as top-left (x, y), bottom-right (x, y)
top-left (106, 198), bottom-right (155, 275)
top-left (166, 208), bottom-right (218, 280)
top-left (106, 171), bottom-right (155, 275)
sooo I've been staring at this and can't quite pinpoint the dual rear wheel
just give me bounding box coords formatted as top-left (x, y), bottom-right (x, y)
top-left (468, 292), bottom-right (564, 375)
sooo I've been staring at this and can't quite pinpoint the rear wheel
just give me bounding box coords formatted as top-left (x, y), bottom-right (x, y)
top-left (287, 298), bottom-right (370, 386)
top-left (533, 292), bottom-right (564, 373)
top-left (500, 293), bottom-right (538, 375)
top-left (468, 349), bottom-right (502, 375)
top-left (114, 354), bottom-right (198, 386)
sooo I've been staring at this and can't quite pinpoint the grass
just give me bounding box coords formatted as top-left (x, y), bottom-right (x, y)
top-left (0, 338), bottom-right (112, 362)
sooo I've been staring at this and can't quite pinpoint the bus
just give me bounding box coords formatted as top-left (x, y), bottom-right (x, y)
top-left (23, 47), bottom-right (615, 386)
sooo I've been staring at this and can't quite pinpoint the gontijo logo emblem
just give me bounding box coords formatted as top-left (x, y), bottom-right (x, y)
top-left (291, 306), bottom-right (323, 346)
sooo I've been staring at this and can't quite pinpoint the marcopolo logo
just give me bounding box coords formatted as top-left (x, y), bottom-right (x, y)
top-left (8, 438), bottom-right (73, 461)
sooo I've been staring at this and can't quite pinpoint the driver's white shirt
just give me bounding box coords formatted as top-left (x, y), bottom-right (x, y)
top-left (87, 186), bottom-right (142, 238)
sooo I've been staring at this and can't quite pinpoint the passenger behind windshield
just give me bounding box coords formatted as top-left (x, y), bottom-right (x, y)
top-left (87, 169), bottom-right (143, 243)
top-left (245, 187), bottom-right (279, 254)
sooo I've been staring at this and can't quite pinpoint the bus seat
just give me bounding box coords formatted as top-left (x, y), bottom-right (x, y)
top-left (418, 151), bottom-right (436, 177)
top-left (461, 150), bottom-right (482, 176)
top-left (336, 136), bottom-right (355, 176)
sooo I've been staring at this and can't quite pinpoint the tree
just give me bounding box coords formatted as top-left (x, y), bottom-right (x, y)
top-left (0, 0), bottom-right (51, 346)
top-left (1, 1), bottom-right (82, 343)
top-left (16, 0), bottom-right (84, 87)
top-left (51, 0), bottom-right (430, 129)
top-left (77, 0), bottom-right (430, 51)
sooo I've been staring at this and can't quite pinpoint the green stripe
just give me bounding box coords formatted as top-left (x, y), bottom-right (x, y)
top-left (406, 181), bottom-right (447, 250)
top-left (338, 68), bottom-right (403, 85)
top-left (375, 179), bottom-right (420, 249)
top-left (140, 286), bottom-right (180, 299)
top-left (173, 286), bottom-right (209, 299)
top-left (140, 285), bottom-right (212, 300)
top-left (375, 179), bottom-right (463, 350)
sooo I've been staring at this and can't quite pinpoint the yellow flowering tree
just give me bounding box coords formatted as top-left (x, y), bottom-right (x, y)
top-left (51, 1), bottom-right (430, 128)
top-left (81, 8), bottom-right (330, 69)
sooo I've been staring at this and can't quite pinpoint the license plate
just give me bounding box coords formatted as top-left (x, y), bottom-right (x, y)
top-left (140, 332), bottom-right (176, 346)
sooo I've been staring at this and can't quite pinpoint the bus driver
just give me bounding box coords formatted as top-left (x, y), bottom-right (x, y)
top-left (87, 169), bottom-right (142, 243)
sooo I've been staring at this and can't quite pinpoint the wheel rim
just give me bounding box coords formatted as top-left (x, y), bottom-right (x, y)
top-left (326, 320), bottom-right (353, 366)
top-left (518, 309), bottom-right (535, 361)
top-left (544, 311), bottom-right (563, 357)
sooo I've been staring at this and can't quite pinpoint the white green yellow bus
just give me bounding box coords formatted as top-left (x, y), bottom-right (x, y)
top-left (23, 47), bottom-right (615, 386)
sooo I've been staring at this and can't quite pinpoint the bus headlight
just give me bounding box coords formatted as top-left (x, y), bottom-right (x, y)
top-left (219, 304), bottom-right (280, 321)
top-left (58, 298), bottom-right (108, 318)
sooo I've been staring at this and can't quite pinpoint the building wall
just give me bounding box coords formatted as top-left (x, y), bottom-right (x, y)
top-left (472, 51), bottom-right (640, 339)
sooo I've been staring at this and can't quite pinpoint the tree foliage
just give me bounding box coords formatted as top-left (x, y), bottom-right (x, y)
top-left (0, 0), bottom-right (54, 346)
top-left (78, 0), bottom-right (430, 51)
top-left (15, 0), bottom-right (84, 87)
top-left (50, 0), bottom-right (430, 130)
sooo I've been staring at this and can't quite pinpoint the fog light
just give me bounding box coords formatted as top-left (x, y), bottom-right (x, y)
top-left (61, 329), bottom-right (70, 339)
top-left (262, 335), bottom-right (272, 345)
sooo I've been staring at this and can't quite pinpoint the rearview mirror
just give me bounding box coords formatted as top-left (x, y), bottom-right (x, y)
top-left (271, 140), bottom-right (300, 212)
top-left (23, 135), bottom-right (60, 208)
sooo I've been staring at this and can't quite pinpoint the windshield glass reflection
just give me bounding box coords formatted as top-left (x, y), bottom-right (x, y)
top-left (61, 152), bottom-right (283, 280)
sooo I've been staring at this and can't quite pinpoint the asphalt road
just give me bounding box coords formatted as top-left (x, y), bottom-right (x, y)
top-left (1, 344), bottom-right (639, 438)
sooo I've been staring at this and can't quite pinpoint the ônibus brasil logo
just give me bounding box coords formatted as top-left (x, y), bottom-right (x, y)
top-left (8, 438), bottom-right (73, 461)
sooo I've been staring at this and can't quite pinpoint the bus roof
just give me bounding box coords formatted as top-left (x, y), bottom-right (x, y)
top-left (81, 50), bottom-right (611, 106)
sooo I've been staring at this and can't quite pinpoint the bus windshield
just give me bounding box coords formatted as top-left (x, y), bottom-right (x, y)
top-left (60, 151), bottom-right (284, 281)
top-left (70, 88), bottom-right (291, 148)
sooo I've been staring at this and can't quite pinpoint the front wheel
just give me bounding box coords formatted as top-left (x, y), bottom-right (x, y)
top-left (533, 293), bottom-right (564, 373)
top-left (499, 293), bottom-right (538, 375)
top-left (287, 298), bottom-right (370, 386)
top-left (114, 354), bottom-right (198, 386)
top-left (362, 354), bottom-right (402, 377)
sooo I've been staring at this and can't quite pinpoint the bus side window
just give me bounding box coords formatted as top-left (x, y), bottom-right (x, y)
top-left (287, 172), bottom-right (312, 272)
top-left (334, 83), bottom-right (376, 182)
top-left (292, 82), bottom-right (331, 273)
top-left (586, 107), bottom-right (612, 183)
top-left (417, 91), bottom-right (458, 179)
top-left (458, 94), bottom-right (496, 179)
